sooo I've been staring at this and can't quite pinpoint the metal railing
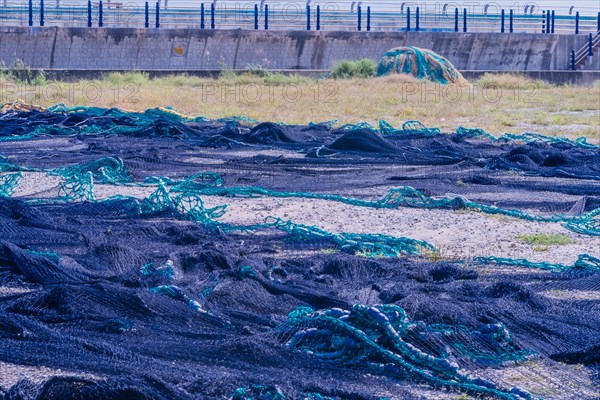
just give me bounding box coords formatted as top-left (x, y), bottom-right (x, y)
top-left (1, 1), bottom-right (599, 34)
top-left (572, 31), bottom-right (600, 69)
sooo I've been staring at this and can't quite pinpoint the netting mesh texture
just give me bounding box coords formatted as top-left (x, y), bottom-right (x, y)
top-left (375, 46), bottom-right (468, 85)
top-left (0, 103), bottom-right (599, 399)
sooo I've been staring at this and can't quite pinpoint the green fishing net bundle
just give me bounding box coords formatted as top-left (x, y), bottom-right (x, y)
top-left (376, 46), bottom-right (468, 85)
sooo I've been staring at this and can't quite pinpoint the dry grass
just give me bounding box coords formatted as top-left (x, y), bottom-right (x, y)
top-left (1, 72), bottom-right (598, 141)
top-left (476, 73), bottom-right (549, 90)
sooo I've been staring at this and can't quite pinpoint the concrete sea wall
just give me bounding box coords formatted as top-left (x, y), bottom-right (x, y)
top-left (0, 27), bottom-right (592, 73)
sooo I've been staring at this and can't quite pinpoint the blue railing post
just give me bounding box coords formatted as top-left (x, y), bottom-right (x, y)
top-left (416, 7), bottom-right (420, 31)
top-left (98, 0), bottom-right (103, 27)
top-left (357, 6), bottom-right (362, 31)
top-left (28, 0), bottom-right (33, 27)
top-left (571, 49), bottom-right (576, 70)
top-left (254, 4), bottom-right (258, 30)
top-left (264, 4), bottom-right (268, 30)
top-left (155, 2), bottom-right (160, 28)
top-left (201, 4), bottom-right (205, 29)
top-left (14, 1), bottom-right (591, 35)
top-left (542, 10), bottom-right (545, 33)
top-left (316, 5), bottom-right (320, 31)
top-left (454, 8), bottom-right (458, 32)
top-left (144, 2), bottom-right (149, 28)
top-left (88, 0), bottom-right (93, 27)
top-left (590, 33), bottom-right (594, 57)
top-left (597, 12), bottom-right (600, 33)
top-left (210, 3), bottom-right (215, 29)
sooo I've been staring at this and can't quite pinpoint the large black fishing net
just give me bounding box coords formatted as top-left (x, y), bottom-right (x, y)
top-left (0, 104), bottom-right (599, 400)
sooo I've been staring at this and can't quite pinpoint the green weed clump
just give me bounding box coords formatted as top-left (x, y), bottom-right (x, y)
top-left (331, 59), bottom-right (376, 79)
top-left (218, 67), bottom-right (310, 85)
top-left (517, 233), bottom-right (572, 246)
top-left (105, 72), bottom-right (150, 86)
top-left (0, 60), bottom-right (48, 85)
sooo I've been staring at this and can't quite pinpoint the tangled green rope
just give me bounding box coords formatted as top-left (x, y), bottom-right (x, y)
top-left (475, 254), bottom-right (600, 273)
top-left (284, 304), bottom-right (534, 400)
top-left (0, 172), bottom-right (22, 197)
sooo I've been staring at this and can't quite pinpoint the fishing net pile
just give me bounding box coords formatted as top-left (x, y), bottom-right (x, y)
top-left (0, 103), bottom-right (599, 400)
top-left (375, 46), bottom-right (468, 85)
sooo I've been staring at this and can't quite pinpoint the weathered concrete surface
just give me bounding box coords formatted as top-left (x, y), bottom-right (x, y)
top-left (579, 47), bottom-right (600, 71)
top-left (0, 27), bottom-right (594, 72)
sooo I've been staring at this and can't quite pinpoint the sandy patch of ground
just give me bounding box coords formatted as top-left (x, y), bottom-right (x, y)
top-left (541, 290), bottom-right (600, 301)
top-left (200, 195), bottom-right (598, 264)
top-left (0, 361), bottom-right (101, 391)
top-left (0, 287), bottom-right (33, 297)
top-left (7, 172), bottom-right (598, 265)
